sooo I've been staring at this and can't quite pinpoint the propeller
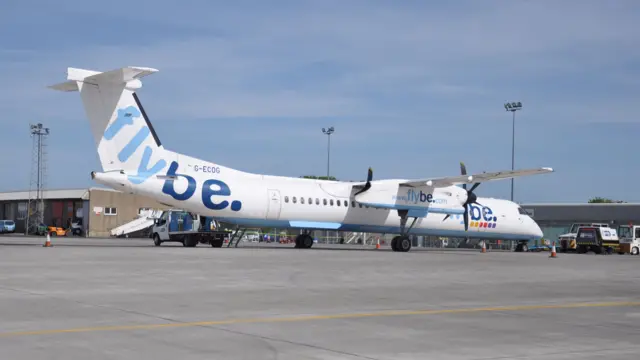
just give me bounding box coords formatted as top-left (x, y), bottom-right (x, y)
top-left (443, 162), bottom-right (483, 231)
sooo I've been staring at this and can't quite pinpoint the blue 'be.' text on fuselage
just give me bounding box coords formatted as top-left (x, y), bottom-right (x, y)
top-left (162, 161), bottom-right (242, 212)
top-left (447, 204), bottom-right (498, 225)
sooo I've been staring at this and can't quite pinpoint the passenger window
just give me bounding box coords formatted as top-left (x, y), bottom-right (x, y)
top-left (285, 196), bottom-right (289, 203)
top-left (293, 197), bottom-right (297, 203)
top-left (336, 200), bottom-right (340, 206)
top-left (309, 197), bottom-right (313, 205)
top-left (316, 198), bottom-right (320, 205)
top-left (301, 197), bottom-right (305, 204)
top-left (344, 200), bottom-right (348, 207)
top-left (351, 201), bottom-right (356, 207)
top-left (330, 199), bottom-right (334, 206)
top-left (323, 199), bottom-right (327, 205)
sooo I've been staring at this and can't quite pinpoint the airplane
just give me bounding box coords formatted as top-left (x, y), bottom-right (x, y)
top-left (48, 66), bottom-right (552, 252)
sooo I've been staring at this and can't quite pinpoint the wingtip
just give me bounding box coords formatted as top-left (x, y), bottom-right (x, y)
top-left (130, 66), bottom-right (159, 72)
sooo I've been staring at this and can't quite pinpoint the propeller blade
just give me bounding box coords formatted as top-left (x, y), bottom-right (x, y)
top-left (469, 182), bottom-right (481, 192)
top-left (354, 167), bottom-right (373, 196)
top-left (442, 214), bottom-right (450, 222)
top-left (460, 162), bottom-right (467, 190)
top-left (463, 206), bottom-right (469, 231)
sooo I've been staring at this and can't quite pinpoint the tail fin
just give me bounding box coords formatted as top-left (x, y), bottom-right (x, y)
top-left (49, 66), bottom-right (168, 178)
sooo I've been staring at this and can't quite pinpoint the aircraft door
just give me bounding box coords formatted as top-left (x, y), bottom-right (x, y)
top-left (266, 189), bottom-right (282, 220)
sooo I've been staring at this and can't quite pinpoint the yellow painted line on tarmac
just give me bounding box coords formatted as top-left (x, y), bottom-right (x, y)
top-left (1, 301), bottom-right (639, 338)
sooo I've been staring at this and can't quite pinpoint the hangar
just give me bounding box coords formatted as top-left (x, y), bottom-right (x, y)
top-left (520, 202), bottom-right (640, 241)
top-left (0, 187), bottom-right (168, 237)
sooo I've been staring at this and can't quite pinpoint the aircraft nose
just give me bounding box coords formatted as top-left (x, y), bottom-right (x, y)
top-left (530, 219), bottom-right (543, 239)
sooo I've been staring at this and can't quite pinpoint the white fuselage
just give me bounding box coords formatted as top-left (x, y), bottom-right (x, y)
top-left (94, 150), bottom-right (543, 242)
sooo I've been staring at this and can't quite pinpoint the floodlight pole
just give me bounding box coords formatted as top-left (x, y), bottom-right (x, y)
top-left (504, 102), bottom-right (522, 202)
top-left (321, 127), bottom-right (335, 243)
top-left (322, 127), bottom-right (334, 178)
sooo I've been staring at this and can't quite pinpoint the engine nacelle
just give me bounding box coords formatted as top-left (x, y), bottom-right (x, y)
top-left (353, 182), bottom-right (465, 215)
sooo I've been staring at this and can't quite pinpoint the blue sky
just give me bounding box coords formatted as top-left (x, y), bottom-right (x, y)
top-left (1, 0), bottom-right (639, 203)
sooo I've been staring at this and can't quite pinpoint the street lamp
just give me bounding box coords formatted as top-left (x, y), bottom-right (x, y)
top-left (322, 127), bottom-right (334, 178)
top-left (504, 101), bottom-right (522, 202)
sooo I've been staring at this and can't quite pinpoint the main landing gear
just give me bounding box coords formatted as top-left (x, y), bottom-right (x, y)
top-left (294, 231), bottom-right (314, 249)
top-left (391, 210), bottom-right (418, 252)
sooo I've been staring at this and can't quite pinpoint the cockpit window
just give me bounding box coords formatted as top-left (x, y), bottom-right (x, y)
top-left (518, 207), bottom-right (529, 215)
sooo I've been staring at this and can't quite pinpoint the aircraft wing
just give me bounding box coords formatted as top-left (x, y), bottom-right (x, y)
top-left (398, 167), bottom-right (554, 188)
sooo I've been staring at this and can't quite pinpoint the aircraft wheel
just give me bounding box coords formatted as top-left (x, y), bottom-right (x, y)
top-left (392, 236), bottom-right (411, 252)
top-left (303, 235), bottom-right (313, 248)
top-left (295, 234), bottom-right (313, 249)
top-left (391, 237), bottom-right (398, 251)
top-left (398, 236), bottom-right (412, 252)
top-left (294, 234), bottom-right (313, 249)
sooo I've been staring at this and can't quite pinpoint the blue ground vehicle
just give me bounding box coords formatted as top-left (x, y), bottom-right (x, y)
top-left (0, 220), bottom-right (16, 234)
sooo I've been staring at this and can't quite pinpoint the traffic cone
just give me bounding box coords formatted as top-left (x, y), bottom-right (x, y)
top-left (549, 241), bottom-right (557, 258)
top-left (375, 238), bottom-right (380, 249)
top-left (43, 233), bottom-right (52, 247)
top-left (481, 240), bottom-right (486, 253)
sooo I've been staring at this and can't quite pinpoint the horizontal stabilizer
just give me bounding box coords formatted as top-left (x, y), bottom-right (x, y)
top-left (399, 167), bottom-right (554, 188)
top-left (48, 66), bottom-right (159, 92)
top-left (80, 66), bottom-right (158, 85)
top-left (49, 80), bottom-right (79, 92)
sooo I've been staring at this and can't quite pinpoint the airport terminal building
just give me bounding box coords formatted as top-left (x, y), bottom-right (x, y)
top-left (520, 203), bottom-right (640, 241)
